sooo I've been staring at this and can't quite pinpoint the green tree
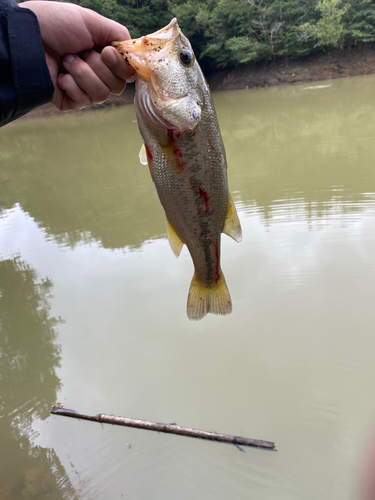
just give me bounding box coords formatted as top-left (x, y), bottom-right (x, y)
top-left (172, 0), bottom-right (318, 68)
top-left (298, 0), bottom-right (347, 49)
top-left (32, 0), bottom-right (375, 70)
top-left (344, 0), bottom-right (375, 45)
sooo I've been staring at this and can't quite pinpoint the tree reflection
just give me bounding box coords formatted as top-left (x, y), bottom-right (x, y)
top-left (0, 256), bottom-right (78, 500)
top-left (0, 109), bottom-right (165, 251)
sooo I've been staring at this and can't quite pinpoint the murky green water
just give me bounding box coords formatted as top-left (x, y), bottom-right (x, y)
top-left (2, 74), bottom-right (375, 499)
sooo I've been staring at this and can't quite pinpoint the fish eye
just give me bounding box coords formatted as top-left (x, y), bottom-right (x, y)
top-left (180, 50), bottom-right (193, 66)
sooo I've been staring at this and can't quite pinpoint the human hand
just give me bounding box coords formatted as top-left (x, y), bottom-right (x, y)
top-left (19, 1), bottom-right (135, 111)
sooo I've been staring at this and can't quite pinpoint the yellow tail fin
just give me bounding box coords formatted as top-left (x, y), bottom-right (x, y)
top-left (187, 273), bottom-right (232, 321)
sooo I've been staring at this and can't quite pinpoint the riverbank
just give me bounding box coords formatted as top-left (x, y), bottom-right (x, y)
top-left (208, 43), bottom-right (375, 90)
top-left (22, 43), bottom-right (375, 120)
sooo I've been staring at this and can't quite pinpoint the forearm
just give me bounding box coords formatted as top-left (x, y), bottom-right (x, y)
top-left (0, 0), bottom-right (53, 127)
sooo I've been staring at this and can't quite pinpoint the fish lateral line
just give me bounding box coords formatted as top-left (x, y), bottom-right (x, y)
top-left (213, 241), bottom-right (220, 284)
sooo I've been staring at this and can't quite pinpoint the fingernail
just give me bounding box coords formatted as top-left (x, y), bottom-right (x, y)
top-left (103, 48), bottom-right (116, 66)
top-left (64, 54), bottom-right (75, 64)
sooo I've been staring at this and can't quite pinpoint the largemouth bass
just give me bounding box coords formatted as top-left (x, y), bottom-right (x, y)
top-left (113, 19), bottom-right (242, 320)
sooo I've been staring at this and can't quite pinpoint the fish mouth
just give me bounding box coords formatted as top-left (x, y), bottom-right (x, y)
top-left (144, 17), bottom-right (180, 39)
top-left (112, 18), bottom-right (180, 81)
top-left (113, 18), bottom-right (201, 130)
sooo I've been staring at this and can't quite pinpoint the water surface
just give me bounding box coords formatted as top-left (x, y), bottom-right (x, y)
top-left (1, 75), bottom-right (375, 499)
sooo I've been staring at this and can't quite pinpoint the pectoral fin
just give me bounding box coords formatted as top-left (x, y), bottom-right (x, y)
top-left (139, 143), bottom-right (148, 165)
top-left (166, 216), bottom-right (184, 257)
top-left (222, 193), bottom-right (242, 242)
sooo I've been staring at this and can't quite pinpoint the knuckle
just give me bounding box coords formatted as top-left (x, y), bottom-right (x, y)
top-left (85, 50), bottom-right (101, 71)
top-left (73, 60), bottom-right (90, 80)
top-left (58, 73), bottom-right (75, 92)
top-left (94, 86), bottom-right (110, 103)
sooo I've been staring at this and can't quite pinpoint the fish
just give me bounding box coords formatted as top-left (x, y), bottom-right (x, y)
top-left (113, 18), bottom-right (242, 321)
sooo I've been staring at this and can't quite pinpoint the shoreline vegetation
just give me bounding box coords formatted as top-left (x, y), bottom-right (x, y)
top-left (20, 0), bottom-right (375, 120)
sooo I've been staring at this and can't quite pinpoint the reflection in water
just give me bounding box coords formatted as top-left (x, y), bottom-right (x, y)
top-left (0, 108), bottom-right (165, 250)
top-left (0, 256), bottom-right (77, 499)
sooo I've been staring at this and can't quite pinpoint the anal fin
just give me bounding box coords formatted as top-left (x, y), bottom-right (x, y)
top-left (222, 192), bottom-right (242, 242)
top-left (166, 216), bottom-right (184, 257)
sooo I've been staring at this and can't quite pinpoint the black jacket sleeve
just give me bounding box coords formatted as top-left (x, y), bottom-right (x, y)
top-left (0, 0), bottom-right (54, 127)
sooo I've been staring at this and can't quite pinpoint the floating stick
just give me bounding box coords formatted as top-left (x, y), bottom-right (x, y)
top-left (51, 406), bottom-right (275, 450)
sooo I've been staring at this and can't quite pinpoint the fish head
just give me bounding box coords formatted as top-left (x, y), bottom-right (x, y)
top-left (113, 19), bottom-right (203, 131)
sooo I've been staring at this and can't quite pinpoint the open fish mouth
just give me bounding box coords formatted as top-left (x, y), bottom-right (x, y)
top-left (112, 18), bottom-right (181, 81)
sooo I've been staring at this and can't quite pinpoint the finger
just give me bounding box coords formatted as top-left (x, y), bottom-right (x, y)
top-left (62, 54), bottom-right (111, 103)
top-left (57, 73), bottom-right (92, 111)
top-left (101, 46), bottom-right (136, 83)
top-left (83, 9), bottom-right (132, 47)
top-left (81, 50), bottom-right (126, 96)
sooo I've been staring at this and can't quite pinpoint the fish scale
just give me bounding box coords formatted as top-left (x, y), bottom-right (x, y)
top-left (113, 18), bottom-right (242, 320)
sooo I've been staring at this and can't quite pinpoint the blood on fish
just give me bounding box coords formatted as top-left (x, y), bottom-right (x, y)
top-left (199, 188), bottom-right (210, 212)
top-left (173, 147), bottom-right (185, 170)
top-left (176, 157), bottom-right (185, 170)
top-left (167, 129), bottom-right (174, 140)
top-left (162, 142), bottom-right (185, 170)
top-left (168, 129), bottom-right (182, 141)
top-left (167, 130), bottom-right (185, 169)
top-left (145, 145), bottom-right (153, 161)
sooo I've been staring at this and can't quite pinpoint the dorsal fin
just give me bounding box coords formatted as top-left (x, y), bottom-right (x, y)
top-left (222, 193), bottom-right (242, 242)
top-left (166, 216), bottom-right (184, 257)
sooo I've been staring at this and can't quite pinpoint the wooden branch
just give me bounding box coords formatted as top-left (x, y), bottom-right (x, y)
top-left (50, 406), bottom-right (275, 451)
